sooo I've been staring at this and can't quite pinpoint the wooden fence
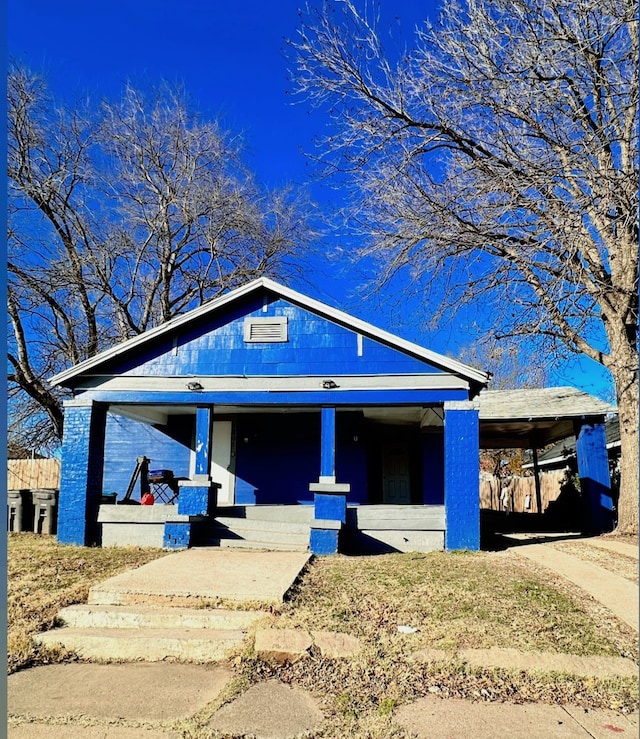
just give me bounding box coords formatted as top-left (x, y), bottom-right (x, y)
top-left (7, 459), bottom-right (61, 491)
top-left (6, 459), bottom-right (566, 512)
top-left (480, 470), bottom-right (565, 514)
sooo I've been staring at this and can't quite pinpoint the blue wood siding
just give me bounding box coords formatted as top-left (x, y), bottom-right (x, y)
top-left (422, 432), bottom-right (445, 504)
top-left (234, 412), bottom-right (367, 505)
top-left (113, 298), bottom-right (445, 377)
top-left (102, 414), bottom-right (192, 501)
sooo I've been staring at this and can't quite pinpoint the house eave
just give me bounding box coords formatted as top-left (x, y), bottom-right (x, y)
top-left (72, 373), bottom-right (471, 393)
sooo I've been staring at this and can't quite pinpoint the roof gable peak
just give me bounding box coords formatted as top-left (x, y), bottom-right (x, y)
top-left (50, 277), bottom-right (489, 387)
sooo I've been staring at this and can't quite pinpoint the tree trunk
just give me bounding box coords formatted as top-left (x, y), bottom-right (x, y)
top-left (610, 359), bottom-right (639, 535)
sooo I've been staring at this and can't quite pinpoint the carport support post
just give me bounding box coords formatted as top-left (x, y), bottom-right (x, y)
top-left (531, 446), bottom-right (544, 515)
top-left (444, 401), bottom-right (480, 551)
top-left (574, 417), bottom-right (614, 533)
top-left (57, 398), bottom-right (107, 546)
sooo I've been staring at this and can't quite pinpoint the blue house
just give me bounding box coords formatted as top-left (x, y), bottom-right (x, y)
top-left (51, 278), bottom-right (567, 553)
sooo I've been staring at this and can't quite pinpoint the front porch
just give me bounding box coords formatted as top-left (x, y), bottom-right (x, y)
top-left (57, 396), bottom-right (478, 554)
top-left (97, 503), bottom-right (447, 554)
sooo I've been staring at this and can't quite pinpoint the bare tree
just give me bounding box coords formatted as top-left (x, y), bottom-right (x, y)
top-left (8, 64), bottom-right (313, 452)
top-left (292, 0), bottom-right (638, 533)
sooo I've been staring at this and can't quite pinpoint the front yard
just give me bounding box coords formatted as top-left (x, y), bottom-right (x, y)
top-left (7, 532), bottom-right (639, 737)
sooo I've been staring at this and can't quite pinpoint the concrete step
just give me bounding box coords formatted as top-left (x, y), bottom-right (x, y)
top-left (219, 505), bottom-right (315, 524)
top-left (209, 537), bottom-right (308, 553)
top-left (213, 519), bottom-right (309, 544)
top-left (34, 627), bottom-right (246, 662)
top-left (57, 604), bottom-right (266, 630)
top-left (347, 505), bottom-right (445, 530)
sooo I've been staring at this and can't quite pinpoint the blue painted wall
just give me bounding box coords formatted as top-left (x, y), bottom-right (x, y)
top-left (233, 411), bottom-right (368, 505)
top-left (102, 414), bottom-right (192, 501)
top-left (422, 432), bottom-right (445, 504)
top-left (234, 413), bottom-right (319, 505)
top-left (444, 405), bottom-right (480, 550)
top-left (105, 296), bottom-right (446, 378)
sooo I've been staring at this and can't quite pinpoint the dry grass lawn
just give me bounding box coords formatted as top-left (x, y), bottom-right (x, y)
top-left (7, 534), bottom-right (639, 738)
top-left (225, 550), bottom-right (638, 737)
top-left (7, 533), bottom-right (169, 674)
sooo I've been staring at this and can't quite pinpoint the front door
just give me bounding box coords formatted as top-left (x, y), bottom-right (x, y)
top-left (382, 443), bottom-right (411, 504)
top-left (211, 420), bottom-right (235, 505)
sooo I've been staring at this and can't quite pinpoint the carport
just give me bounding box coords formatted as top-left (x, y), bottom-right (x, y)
top-left (477, 387), bottom-right (616, 533)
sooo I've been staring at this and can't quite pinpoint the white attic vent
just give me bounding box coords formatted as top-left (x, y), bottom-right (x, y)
top-left (243, 316), bottom-right (288, 343)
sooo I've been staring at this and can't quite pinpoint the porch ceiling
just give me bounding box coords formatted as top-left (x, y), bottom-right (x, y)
top-left (479, 419), bottom-right (577, 449)
top-left (109, 404), bottom-right (435, 427)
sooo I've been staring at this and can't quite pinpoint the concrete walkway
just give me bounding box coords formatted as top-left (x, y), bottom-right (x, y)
top-left (9, 665), bottom-right (638, 738)
top-left (89, 548), bottom-right (311, 605)
top-left (395, 697), bottom-right (639, 739)
top-left (578, 537), bottom-right (639, 560)
top-left (506, 538), bottom-right (639, 631)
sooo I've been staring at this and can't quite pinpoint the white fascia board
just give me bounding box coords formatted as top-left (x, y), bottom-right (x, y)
top-left (50, 277), bottom-right (489, 387)
top-left (71, 373), bottom-right (470, 393)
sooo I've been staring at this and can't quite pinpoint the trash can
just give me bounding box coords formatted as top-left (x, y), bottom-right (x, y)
top-left (8, 490), bottom-right (34, 532)
top-left (31, 489), bottom-right (59, 535)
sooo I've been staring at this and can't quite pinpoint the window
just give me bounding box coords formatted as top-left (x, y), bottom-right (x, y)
top-left (243, 316), bottom-right (288, 343)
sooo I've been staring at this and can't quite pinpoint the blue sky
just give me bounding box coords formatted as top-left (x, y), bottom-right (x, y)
top-left (8, 1), bottom-right (434, 299)
top-left (7, 0), bottom-right (614, 399)
top-left (9, 1), bottom-right (432, 192)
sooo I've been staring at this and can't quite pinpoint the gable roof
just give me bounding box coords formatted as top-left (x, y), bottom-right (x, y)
top-left (50, 277), bottom-right (489, 388)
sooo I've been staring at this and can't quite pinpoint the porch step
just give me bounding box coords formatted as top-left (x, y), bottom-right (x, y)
top-left (56, 604), bottom-right (265, 630)
top-left (215, 516), bottom-right (309, 539)
top-left (37, 603), bottom-right (267, 663)
top-left (218, 505), bottom-right (315, 524)
top-left (204, 511), bottom-right (311, 552)
top-left (34, 627), bottom-right (247, 662)
top-left (210, 537), bottom-right (308, 552)
top-left (343, 505), bottom-right (446, 554)
top-left (347, 505), bottom-right (446, 531)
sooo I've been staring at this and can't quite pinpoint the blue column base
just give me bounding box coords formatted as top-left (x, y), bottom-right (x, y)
top-left (177, 482), bottom-right (219, 516)
top-left (310, 521), bottom-right (341, 555)
top-left (163, 522), bottom-right (192, 549)
top-left (313, 492), bottom-right (346, 524)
